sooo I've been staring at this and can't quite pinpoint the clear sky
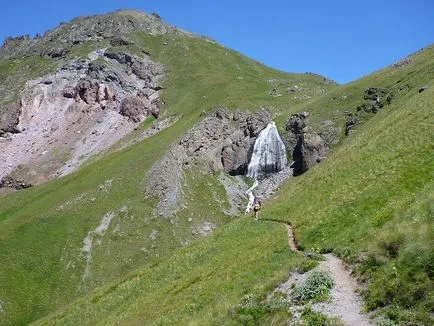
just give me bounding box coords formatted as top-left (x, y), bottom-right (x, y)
top-left (1, 0), bottom-right (432, 83)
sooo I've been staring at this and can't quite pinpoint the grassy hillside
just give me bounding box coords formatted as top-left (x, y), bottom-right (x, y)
top-left (0, 12), bottom-right (334, 326)
top-left (32, 47), bottom-right (433, 325)
top-left (1, 10), bottom-right (432, 326)
top-left (266, 81), bottom-right (434, 324)
top-left (36, 220), bottom-right (310, 325)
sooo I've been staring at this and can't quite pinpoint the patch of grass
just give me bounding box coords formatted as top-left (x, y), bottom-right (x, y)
top-left (301, 306), bottom-right (344, 326)
top-left (232, 293), bottom-right (292, 325)
top-left (293, 270), bottom-right (334, 304)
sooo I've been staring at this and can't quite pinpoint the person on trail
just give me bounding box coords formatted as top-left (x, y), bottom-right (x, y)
top-left (253, 199), bottom-right (261, 220)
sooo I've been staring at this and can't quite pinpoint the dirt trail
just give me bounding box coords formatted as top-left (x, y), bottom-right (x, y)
top-left (286, 223), bottom-right (298, 252)
top-left (285, 223), bottom-right (372, 325)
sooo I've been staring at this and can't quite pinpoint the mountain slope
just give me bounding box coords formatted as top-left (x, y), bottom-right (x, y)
top-left (0, 10), bottom-right (335, 325)
top-left (0, 9), bottom-right (432, 326)
top-left (34, 46), bottom-right (434, 325)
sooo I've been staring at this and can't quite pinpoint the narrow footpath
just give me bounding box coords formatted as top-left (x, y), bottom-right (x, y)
top-left (285, 223), bottom-right (372, 326)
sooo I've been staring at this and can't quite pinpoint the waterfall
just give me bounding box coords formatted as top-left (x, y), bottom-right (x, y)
top-left (245, 121), bottom-right (287, 213)
top-left (247, 122), bottom-right (287, 180)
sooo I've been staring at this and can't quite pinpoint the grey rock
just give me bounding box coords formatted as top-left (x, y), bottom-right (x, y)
top-left (62, 86), bottom-right (76, 99)
top-left (76, 80), bottom-right (99, 104)
top-left (345, 118), bottom-right (360, 136)
top-left (292, 132), bottom-right (326, 176)
top-left (363, 87), bottom-right (393, 108)
top-left (221, 109), bottom-right (270, 175)
top-left (246, 108), bottom-right (270, 137)
top-left (0, 176), bottom-right (32, 190)
top-left (146, 109), bottom-right (270, 217)
top-left (221, 131), bottom-right (253, 175)
top-left (320, 120), bottom-right (333, 127)
top-left (233, 109), bottom-right (245, 121)
top-left (392, 57), bottom-right (412, 69)
top-left (0, 103), bottom-right (20, 135)
top-left (109, 37), bottom-right (131, 47)
top-left (120, 96), bottom-right (148, 122)
top-left (284, 112), bottom-right (327, 176)
top-left (419, 86), bottom-right (428, 93)
top-left (45, 46), bottom-right (69, 58)
top-left (215, 107), bottom-right (229, 119)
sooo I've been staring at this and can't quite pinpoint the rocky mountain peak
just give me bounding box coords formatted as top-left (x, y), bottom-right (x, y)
top-left (0, 10), bottom-right (188, 59)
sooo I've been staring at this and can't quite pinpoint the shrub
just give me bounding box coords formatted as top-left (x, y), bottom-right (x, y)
top-left (293, 270), bottom-right (334, 303)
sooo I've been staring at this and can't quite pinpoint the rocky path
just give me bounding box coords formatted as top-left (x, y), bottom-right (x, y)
top-left (285, 223), bottom-right (372, 325)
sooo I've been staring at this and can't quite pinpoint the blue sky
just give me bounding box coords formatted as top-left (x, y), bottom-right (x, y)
top-left (1, 0), bottom-right (432, 83)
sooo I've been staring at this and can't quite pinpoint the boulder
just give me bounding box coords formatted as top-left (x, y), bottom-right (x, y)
top-left (215, 107), bottom-right (229, 120)
top-left (363, 87), bottom-right (393, 108)
top-left (0, 176), bottom-right (32, 190)
top-left (76, 80), bottom-right (99, 104)
top-left (104, 50), bottom-right (134, 65)
top-left (120, 96), bottom-right (148, 122)
top-left (109, 37), bottom-right (131, 47)
top-left (62, 86), bottom-right (76, 99)
top-left (45, 47), bottom-right (69, 58)
top-left (284, 112), bottom-right (327, 176)
top-left (0, 103), bottom-right (20, 135)
top-left (150, 98), bottom-right (163, 118)
top-left (345, 119), bottom-right (358, 136)
top-left (419, 86), bottom-right (428, 93)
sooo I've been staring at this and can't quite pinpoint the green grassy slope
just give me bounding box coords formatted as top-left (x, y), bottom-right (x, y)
top-left (0, 13), bottom-right (335, 325)
top-left (274, 46), bottom-right (434, 140)
top-left (33, 47), bottom-right (433, 325)
top-left (266, 78), bottom-right (434, 324)
top-left (36, 220), bottom-right (308, 325)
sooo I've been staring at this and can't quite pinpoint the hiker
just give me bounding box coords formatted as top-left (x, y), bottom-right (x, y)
top-left (253, 199), bottom-right (261, 220)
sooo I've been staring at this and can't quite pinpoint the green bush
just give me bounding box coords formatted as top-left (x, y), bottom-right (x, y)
top-left (293, 270), bottom-right (334, 303)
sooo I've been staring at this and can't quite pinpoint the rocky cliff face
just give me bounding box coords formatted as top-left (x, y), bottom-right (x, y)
top-left (0, 48), bottom-right (164, 187)
top-left (284, 112), bottom-right (326, 176)
top-left (0, 10), bottom-right (183, 188)
top-left (146, 109), bottom-right (272, 217)
top-left (221, 109), bottom-right (271, 175)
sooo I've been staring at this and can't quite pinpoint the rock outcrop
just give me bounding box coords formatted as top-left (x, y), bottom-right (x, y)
top-left (221, 109), bottom-right (270, 175)
top-left (285, 112), bottom-right (326, 176)
top-left (0, 103), bottom-right (20, 136)
top-left (0, 49), bottom-right (164, 186)
top-left (221, 131), bottom-right (255, 175)
top-left (0, 176), bottom-right (32, 190)
top-left (146, 109), bottom-right (272, 217)
top-left (345, 87), bottom-right (394, 135)
top-left (0, 10), bottom-right (187, 59)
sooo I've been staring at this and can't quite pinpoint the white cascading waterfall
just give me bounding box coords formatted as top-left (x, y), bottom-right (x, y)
top-left (245, 121), bottom-right (287, 213)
